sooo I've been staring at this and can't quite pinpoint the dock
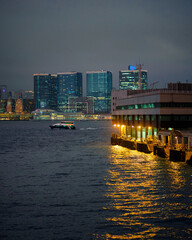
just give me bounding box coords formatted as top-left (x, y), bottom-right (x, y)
top-left (111, 134), bottom-right (192, 165)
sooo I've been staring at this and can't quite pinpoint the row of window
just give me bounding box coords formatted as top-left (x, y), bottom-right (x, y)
top-left (116, 102), bottom-right (192, 110)
top-left (113, 115), bottom-right (192, 121)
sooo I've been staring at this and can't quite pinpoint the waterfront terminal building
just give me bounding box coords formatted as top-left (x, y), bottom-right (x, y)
top-left (111, 85), bottom-right (192, 160)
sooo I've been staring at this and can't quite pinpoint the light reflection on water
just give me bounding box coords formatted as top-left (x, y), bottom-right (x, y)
top-left (0, 121), bottom-right (192, 239)
top-left (95, 145), bottom-right (192, 240)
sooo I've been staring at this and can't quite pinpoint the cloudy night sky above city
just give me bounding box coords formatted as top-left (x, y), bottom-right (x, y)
top-left (0, 0), bottom-right (192, 92)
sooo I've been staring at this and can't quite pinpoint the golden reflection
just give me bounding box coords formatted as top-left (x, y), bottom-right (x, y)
top-left (94, 226), bottom-right (166, 239)
top-left (97, 145), bottom-right (192, 239)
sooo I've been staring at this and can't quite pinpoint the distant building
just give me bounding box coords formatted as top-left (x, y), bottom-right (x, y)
top-left (86, 71), bottom-right (112, 113)
top-left (32, 108), bottom-right (84, 120)
top-left (34, 74), bottom-right (57, 110)
top-left (6, 99), bottom-right (13, 113)
top-left (119, 64), bottom-right (148, 90)
top-left (0, 85), bottom-right (7, 99)
top-left (23, 99), bottom-right (35, 113)
top-left (15, 99), bottom-right (23, 113)
top-left (168, 82), bottom-right (192, 91)
top-left (22, 91), bottom-right (34, 99)
top-left (57, 72), bottom-right (82, 112)
top-left (68, 96), bottom-right (94, 114)
top-left (0, 100), bottom-right (7, 113)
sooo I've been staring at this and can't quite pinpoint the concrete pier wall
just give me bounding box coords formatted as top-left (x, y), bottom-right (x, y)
top-left (111, 136), bottom-right (192, 165)
top-left (170, 149), bottom-right (185, 162)
top-left (111, 137), bottom-right (151, 153)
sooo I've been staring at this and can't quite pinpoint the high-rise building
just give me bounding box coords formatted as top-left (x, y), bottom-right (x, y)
top-left (50, 74), bottom-right (57, 110)
top-left (34, 74), bottom-right (57, 110)
top-left (86, 71), bottom-right (112, 113)
top-left (57, 72), bottom-right (82, 112)
top-left (0, 85), bottom-right (7, 99)
top-left (119, 65), bottom-right (148, 90)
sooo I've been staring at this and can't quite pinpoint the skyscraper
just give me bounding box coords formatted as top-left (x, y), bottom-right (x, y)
top-left (34, 74), bottom-right (57, 110)
top-left (0, 85), bottom-right (7, 99)
top-left (119, 65), bottom-right (148, 90)
top-left (57, 72), bottom-right (82, 112)
top-left (86, 71), bottom-right (112, 113)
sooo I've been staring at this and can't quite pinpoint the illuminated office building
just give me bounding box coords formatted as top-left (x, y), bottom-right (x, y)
top-left (34, 74), bottom-right (57, 110)
top-left (15, 99), bottom-right (23, 113)
top-left (119, 65), bottom-right (148, 90)
top-left (6, 99), bottom-right (12, 113)
top-left (86, 71), bottom-right (112, 113)
top-left (57, 72), bottom-right (82, 112)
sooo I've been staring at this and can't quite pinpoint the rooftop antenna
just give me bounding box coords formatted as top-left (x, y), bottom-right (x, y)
top-left (150, 81), bottom-right (159, 89)
top-left (136, 63), bottom-right (143, 90)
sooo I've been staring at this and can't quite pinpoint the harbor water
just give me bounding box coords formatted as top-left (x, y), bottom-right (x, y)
top-left (0, 120), bottom-right (192, 240)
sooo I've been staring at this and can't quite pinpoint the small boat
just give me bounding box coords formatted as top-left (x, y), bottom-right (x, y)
top-left (50, 121), bottom-right (76, 130)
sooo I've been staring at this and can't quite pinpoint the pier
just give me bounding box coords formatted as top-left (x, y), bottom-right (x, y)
top-left (111, 86), bottom-right (192, 165)
top-left (111, 133), bottom-right (192, 165)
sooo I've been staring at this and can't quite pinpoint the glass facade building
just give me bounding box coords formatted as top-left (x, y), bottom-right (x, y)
top-left (34, 74), bottom-right (57, 110)
top-left (119, 65), bottom-right (148, 90)
top-left (57, 72), bottom-right (82, 112)
top-left (86, 71), bottom-right (112, 113)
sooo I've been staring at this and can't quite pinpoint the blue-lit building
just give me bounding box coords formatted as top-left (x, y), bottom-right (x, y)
top-left (57, 72), bottom-right (82, 112)
top-left (119, 65), bottom-right (148, 90)
top-left (86, 71), bottom-right (112, 113)
top-left (34, 74), bottom-right (57, 110)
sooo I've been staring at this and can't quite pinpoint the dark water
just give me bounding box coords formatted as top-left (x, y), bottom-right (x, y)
top-left (0, 121), bottom-right (192, 240)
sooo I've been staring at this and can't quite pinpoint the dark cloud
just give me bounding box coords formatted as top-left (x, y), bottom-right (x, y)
top-left (0, 0), bottom-right (192, 92)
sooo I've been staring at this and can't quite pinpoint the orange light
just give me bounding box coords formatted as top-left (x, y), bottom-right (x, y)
top-left (117, 124), bottom-right (120, 127)
top-left (122, 125), bottom-right (125, 127)
top-left (114, 124), bottom-right (116, 127)
top-left (138, 126), bottom-right (141, 129)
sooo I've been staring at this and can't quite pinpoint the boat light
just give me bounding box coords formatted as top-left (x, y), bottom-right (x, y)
top-left (117, 124), bottom-right (120, 127)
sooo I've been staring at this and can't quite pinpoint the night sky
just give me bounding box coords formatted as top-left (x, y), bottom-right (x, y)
top-left (0, 0), bottom-right (192, 94)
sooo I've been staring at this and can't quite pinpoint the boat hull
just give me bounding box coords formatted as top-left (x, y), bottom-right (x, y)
top-left (49, 122), bottom-right (76, 130)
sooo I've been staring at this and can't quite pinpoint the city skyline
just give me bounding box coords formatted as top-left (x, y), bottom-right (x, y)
top-left (0, 0), bottom-right (192, 91)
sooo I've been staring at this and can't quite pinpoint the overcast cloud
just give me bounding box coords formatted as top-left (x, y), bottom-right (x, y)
top-left (0, 0), bottom-right (192, 93)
